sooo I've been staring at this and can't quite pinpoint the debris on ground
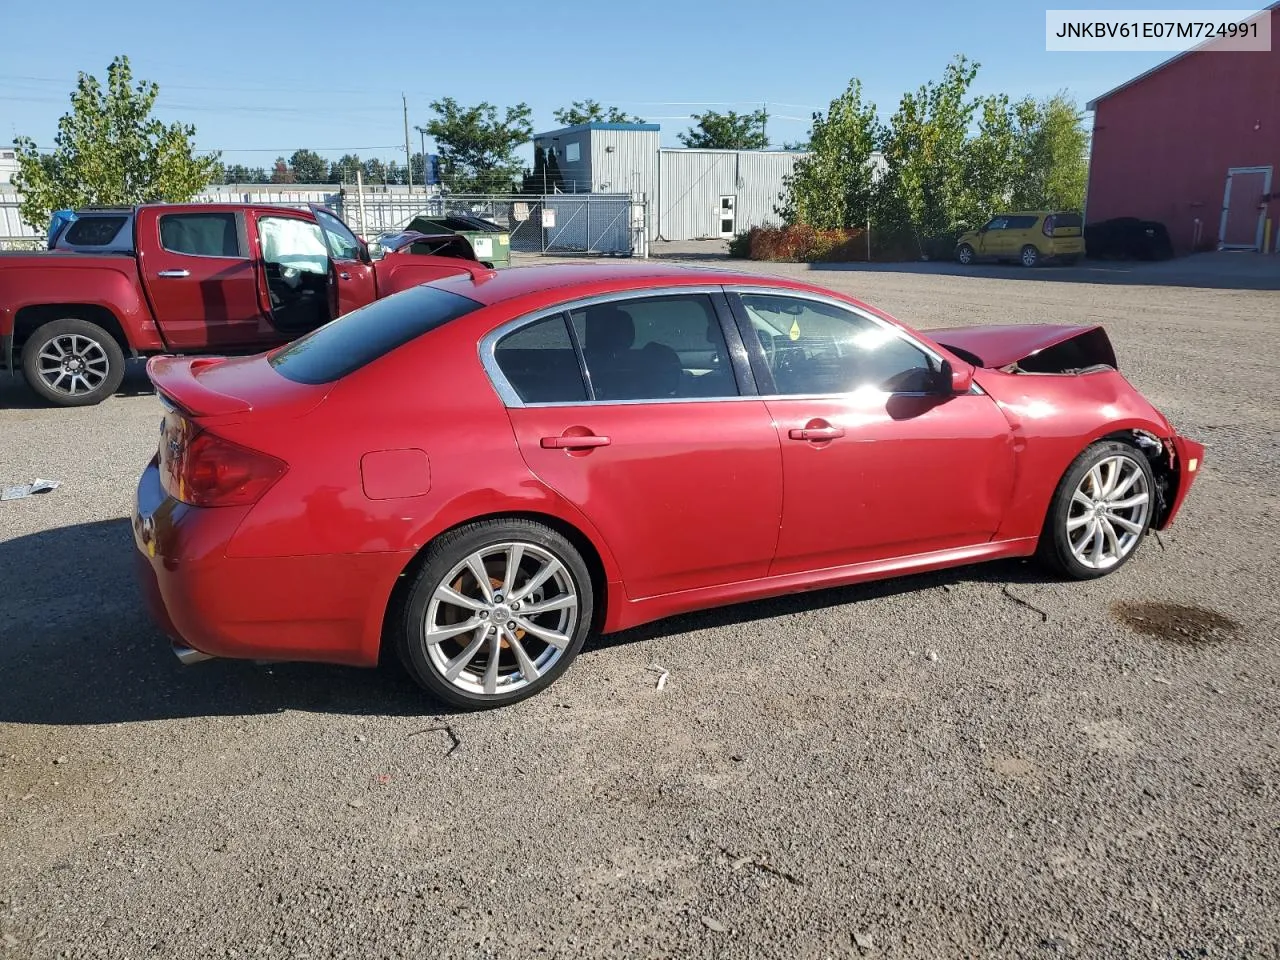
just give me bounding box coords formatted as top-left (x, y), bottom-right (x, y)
top-left (700, 917), bottom-right (727, 933)
top-left (1002, 585), bottom-right (1049, 622)
top-left (719, 846), bottom-right (804, 886)
top-left (647, 665), bottom-right (670, 691)
top-left (925, 649), bottom-right (939, 662)
top-left (853, 930), bottom-right (874, 951)
top-left (408, 723), bottom-right (461, 756)
top-left (1, 478), bottom-right (60, 501)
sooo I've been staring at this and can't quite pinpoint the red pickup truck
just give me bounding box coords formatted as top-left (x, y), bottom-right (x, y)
top-left (0, 202), bottom-right (485, 406)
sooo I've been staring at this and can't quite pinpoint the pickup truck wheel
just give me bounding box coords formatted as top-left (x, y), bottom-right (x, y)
top-left (21, 318), bottom-right (125, 407)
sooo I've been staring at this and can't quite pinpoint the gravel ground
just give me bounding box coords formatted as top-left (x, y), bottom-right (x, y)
top-left (1, 254), bottom-right (1278, 959)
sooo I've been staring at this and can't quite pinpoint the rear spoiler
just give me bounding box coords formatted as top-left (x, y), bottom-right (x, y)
top-left (147, 356), bottom-right (252, 416)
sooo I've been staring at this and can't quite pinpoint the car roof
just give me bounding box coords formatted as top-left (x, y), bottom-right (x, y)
top-left (430, 261), bottom-right (826, 307)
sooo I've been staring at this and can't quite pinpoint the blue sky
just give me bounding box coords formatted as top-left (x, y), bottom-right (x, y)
top-left (0, 0), bottom-right (1221, 167)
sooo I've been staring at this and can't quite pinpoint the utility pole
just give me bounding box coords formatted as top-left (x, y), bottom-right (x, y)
top-left (403, 93), bottom-right (413, 191)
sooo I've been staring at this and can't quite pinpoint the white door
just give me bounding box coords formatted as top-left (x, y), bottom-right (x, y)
top-left (1219, 166), bottom-right (1272, 250)
top-left (718, 195), bottom-right (736, 239)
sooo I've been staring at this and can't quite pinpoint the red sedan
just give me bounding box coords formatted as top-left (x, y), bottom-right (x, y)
top-left (133, 263), bottom-right (1204, 708)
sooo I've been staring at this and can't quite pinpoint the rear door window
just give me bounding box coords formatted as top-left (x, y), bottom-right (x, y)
top-left (159, 213), bottom-right (242, 258)
top-left (494, 315), bottom-right (588, 403)
top-left (269, 285), bottom-right (482, 384)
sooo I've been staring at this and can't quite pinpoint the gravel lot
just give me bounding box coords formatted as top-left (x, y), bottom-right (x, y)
top-left (2, 254), bottom-right (1278, 959)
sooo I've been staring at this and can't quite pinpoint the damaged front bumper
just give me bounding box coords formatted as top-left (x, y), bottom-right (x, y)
top-left (1156, 434), bottom-right (1205, 530)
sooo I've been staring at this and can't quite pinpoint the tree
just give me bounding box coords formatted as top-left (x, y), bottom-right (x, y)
top-left (223, 163), bottom-right (270, 184)
top-left (678, 109), bottom-right (769, 150)
top-left (362, 158), bottom-right (388, 184)
top-left (1011, 93), bottom-right (1088, 211)
top-left (269, 158), bottom-right (295, 184)
top-left (521, 143), bottom-right (566, 195)
top-left (11, 55), bottom-right (221, 230)
top-left (552, 100), bottom-right (643, 126)
top-left (778, 80), bottom-right (882, 229)
top-left (877, 55), bottom-right (982, 249)
top-left (288, 149), bottom-right (328, 183)
top-left (329, 154), bottom-right (362, 183)
top-left (424, 98), bottom-right (533, 193)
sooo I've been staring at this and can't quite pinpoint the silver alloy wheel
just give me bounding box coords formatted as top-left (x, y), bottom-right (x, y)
top-left (36, 332), bottom-right (111, 396)
top-left (958, 245), bottom-right (973, 265)
top-left (423, 541), bottom-right (578, 697)
top-left (1021, 245), bottom-right (1039, 267)
top-left (1066, 455), bottom-right (1151, 570)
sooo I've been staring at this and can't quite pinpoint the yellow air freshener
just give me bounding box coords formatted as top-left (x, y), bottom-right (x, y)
top-left (789, 318), bottom-right (801, 341)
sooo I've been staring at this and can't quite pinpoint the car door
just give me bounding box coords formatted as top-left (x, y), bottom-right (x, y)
top-left (310, 205), bottom-right (378, 317)
top-left (977, 217), bottom-right (1007, 259)
top-left (491, 290), bottom-right (784, 600)
top-left (728, 290), bottom-right (1016, 577)
top-left (138, 209), bottom-right (269, 350)
top-left (252, 212), bottom-right (335, 338)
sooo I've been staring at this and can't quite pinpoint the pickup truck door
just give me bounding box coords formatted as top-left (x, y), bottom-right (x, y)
top-left (310, 205), bottom-right (378, 317)
top-left (137, 208), bottom-right (274, 351)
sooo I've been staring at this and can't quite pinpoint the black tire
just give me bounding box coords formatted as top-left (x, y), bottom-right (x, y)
top-left (1038, 441), bottom-right (1155, 580)
top-left (397, 519), bottom-right (594, 709)
top-left (21, 317), bottom-right (125, 407)
top-left (956, 243), bottom-right (975, 265)
top-left (1020, 244), bottom-right (1041, 268)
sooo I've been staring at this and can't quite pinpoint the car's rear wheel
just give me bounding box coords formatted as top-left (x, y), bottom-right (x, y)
top-left (1038, 441), bottom-right (1154, 579)
top-left (21, 318), bottom-right (125, 407)
top-left (956, 243), bottom-right (975, 265)
top-left (398, 519), bottom-right (594, 709)
top-left (1020, 244), bottom-right (1041, 267)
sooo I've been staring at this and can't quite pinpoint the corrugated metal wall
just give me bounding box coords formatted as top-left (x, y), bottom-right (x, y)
top-left (655, 149), bottom-right (801, 241)
top-left (590, 129), bottom-right (660, 197)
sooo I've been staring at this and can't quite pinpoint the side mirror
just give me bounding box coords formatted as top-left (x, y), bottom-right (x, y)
top-left (938, 359), bottom-right (974, 394)
top-left (480, 260), bottom-right (495, 269)
top-left (365, 241), bottom-right (385, 262)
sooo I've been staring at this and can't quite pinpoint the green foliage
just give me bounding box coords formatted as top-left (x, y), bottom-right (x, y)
top-left (878, 55), bottom-right (982, 249)
top-left (775, 57), bottom-right (1090, 260)
top-left (12, 55), bottom-right (221, 230)
top-left (1010, 93), bottom-right (1088, 211)
top-left (777, 79), bottom-right (881, 230)
top-left (425, 98), bottom-right (533, 194)
top-left (726, 231), bottom-right (753, 258)
top-left (678, 109), bottom-right (769, 150)
top-left (553, 100), bottom-right (643, 126)
top-left (288, 149), bottom-right (328, 183)
top-left (222, 163), bottom-right (271, 184)
top-left (329, 154), bottom-right (362, 184)
top-left (269, 158), bottom-right (295, 184)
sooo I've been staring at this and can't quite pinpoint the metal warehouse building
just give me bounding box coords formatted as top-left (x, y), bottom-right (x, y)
top-left (531, 122), bottom-right (805, 242)
top-left (1085, 3), bottom-right (1280, 254)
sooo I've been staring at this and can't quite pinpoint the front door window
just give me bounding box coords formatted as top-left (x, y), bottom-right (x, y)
top-left (258, 216), bottom-right (331, 332)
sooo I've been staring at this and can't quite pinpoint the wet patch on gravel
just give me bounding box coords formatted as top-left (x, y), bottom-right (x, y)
top-left (1111, 600), bottom-right (1241, 645)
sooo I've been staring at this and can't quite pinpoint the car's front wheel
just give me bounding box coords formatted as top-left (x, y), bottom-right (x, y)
top-left (1020, 244), bottom-right (1041, 267)
top-left (397, 519), bottom-right (594, 709)
top-left (956, 243), bottom-right (975, 265)
top-left (1038, 441), bottom-right (1154, 579)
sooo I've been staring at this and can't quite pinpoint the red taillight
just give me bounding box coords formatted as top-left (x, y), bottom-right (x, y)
top-left (162, 428), bottom-right (286, 508)
top-left (1043, 215), bottom-right (1056, 238)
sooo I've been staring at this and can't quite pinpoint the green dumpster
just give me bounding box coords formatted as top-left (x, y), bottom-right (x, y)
top-left (407, 215), bottom-right (511, 268)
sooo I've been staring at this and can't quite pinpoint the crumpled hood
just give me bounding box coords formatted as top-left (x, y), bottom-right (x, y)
top-left (924, 323), bottom-right (1117, 372)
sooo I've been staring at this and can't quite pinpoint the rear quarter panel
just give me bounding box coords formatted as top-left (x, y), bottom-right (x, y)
top-left (976, 367), bottom-right (1176, 540)
top-left (0, 254), bottom-right (161, 350)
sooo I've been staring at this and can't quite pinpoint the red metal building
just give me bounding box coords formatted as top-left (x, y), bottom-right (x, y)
top-left (1085, 4), bottom-right (1280, 254)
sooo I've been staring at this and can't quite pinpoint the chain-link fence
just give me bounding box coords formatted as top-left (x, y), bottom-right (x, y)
top-left (0, 189), bottom-right (649, 257)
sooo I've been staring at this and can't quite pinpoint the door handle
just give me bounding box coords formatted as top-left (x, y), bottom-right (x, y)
top-left (156, 269), bottom-right (190, 278)
top-left (338, 272), bottom-right (351, 280)
top-left (788, 426), bottom-right (845, 441)
top-left (541, 434), bottom-right (611, 449)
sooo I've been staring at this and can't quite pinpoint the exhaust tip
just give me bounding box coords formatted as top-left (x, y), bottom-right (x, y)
top-left (172, 643), bottom-right (215, 666)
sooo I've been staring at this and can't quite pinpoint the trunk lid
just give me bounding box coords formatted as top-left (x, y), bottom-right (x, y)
top-left (147, 354), bottom-right (332, 419)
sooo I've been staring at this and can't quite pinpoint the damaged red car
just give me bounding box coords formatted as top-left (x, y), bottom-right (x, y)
top-left (133, 263), bottom-right (1204, 708)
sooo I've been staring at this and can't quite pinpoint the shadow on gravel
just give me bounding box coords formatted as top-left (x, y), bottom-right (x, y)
top-left (803, 255), bottom-right (1280, 291)
top-left (0, 362), bottom-right (153, 410)
top-left (0, 518), bottom-right (1060, 726)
